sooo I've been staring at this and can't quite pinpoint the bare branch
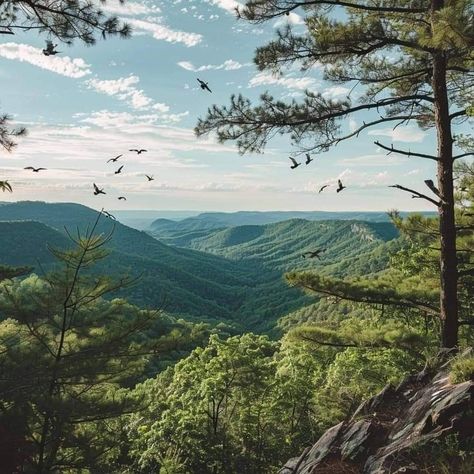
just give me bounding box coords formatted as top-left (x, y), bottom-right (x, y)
top-left (389, 184), bottom-right (440, 207)
top-left (375, 141), bottom-right (438, 161)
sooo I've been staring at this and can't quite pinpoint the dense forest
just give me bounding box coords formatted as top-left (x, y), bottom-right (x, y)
top-left (0, 0), bottom-right (473, 473)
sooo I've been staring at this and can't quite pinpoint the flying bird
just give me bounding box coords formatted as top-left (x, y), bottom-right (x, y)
top-left (424, 179), bottom-right (442, 198)
top-left (118, 196), bottom-right (127, 201)
top-left (302, 249), bottom-right (326, 259)
top-left (318, 184), bottom-right (330, 193)
top-left (102, 210), bottom-right (116, 220)
top-left (145, 175), bottom-right (154, 182)
top-left (107, 154), bottom-right (122, 163)
top-left (114, 165), bottom-right (124, 175)
top-left (197, 78), bottom-right (212, 93)
top-left (24, 167), bottom-right (47, 172)
top-left (289, 157), bottom-right (301, 169)
top-left (42, 40), bottom-right (60, 56)
top-left (336, 179), bottom-right (346, 193)
top-left (93, 183), bottom-right (106, 195)
top-left (0, 181), bottom-right (12, 193)
top-left (305, 153), bottom-right (313, 165)
top-left (129, 149), bottom-right (147, 154)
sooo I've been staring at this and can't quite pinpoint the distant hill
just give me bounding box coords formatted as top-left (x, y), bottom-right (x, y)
top-left (112, 210), bottom-right (201, 230)
top-left (149, 210), bottom-right (434, 231)
top-left (0, 202), bottom-right (406, 333)
top-left (149, 217), bottom-right (401, 278)
top-left (0, 202), bottom-right (311, 331)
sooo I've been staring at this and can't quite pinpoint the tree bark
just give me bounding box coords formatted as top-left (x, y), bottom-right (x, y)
top-left (431, 0), bottom-right (458, 348)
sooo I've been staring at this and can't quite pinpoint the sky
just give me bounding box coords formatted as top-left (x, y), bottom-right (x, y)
top-left (0, 0), bottom-right (454, 212)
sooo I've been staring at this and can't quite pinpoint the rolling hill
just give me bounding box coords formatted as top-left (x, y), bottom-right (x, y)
top-left (0, 202), bottom-right (404, 332)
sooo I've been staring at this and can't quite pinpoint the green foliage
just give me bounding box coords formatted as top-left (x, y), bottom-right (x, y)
top-left (0, 216), bottom-right (192, 472)
top-left (127, 333), bottom-right (323, 474)
top-left (409, 434), bottom-right (474, 474)
top-left (449, 354), bottom-right (474, 384)
top-left (0, 0), bottom-right (130, 46)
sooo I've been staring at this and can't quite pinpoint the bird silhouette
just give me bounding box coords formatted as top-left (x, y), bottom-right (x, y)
top-left (336, 179), bottom-right (346, 193)
top-left (129, 149), bottom-right (147, 154)
top-left (197, 78), bottom-right (212, 93)
top-left (318, 184), bottom-right (330, 193)
top-left (93, 183), bottom-right (106, 195)
top-left (0, 181), bottom-right (12, 193)
top-left (42, 40), bottom-right (60, 56)
top-left (145, 175), bottom-right (154, 182)
top-left (302, 249), bottom-right (326, 259)
top-left (424, 179), bottom-right (442, 198)
top-left (107, 154), bottom-right (122, 163)
top-left (289, 157), bottom-right (301, 169)
top-left (24, 167), bottom-right (47, 172)
top-left (118, 196), bottom-right (127, 201)
top-left (114, 165), bottom-right (124, 175)
top-left (305, 153), bottom-right (313, 165)
top-left (102, 210), bottom-right (116, 220)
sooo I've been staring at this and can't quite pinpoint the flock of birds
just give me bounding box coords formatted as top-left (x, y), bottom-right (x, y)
top-left (0, 41), bottom-right (347, 199)
top-left (21, 148), bottom-right (155, 219)
top-left (289, 154), bottom-right (347, 194)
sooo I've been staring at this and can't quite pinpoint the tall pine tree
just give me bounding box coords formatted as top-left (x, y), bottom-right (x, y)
top-left (195, 0), bottom-right (474, 348)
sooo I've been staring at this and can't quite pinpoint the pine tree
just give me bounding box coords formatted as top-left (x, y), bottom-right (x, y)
top-left (0, 214), bottom-right (165, 472)
top-left (195, 0), bottom-right (474, 348)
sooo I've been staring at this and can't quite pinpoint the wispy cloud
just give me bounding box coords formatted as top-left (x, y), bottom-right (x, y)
top-left (127, 18), bottom-right (202, 46)
top-left (249, 71), bottom-right (319, 91)
top-left (85, 75), bottom-right (170, 111)
top-left (0, 42), bottom-right (91, 78)
top-left (177, 59), bottom-right (248, 72)
top-left (368, 126), bottom-right (427, 143)
top-left (204, 0), bottom-right (242, 14)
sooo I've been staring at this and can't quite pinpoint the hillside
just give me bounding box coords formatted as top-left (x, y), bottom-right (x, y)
top-left (149, 218), bottom-right (401, 277)
top-left (0, 202), bottom-right (312, 331)
top-left (0, 202), bottom-right (403, 332)
top-left (148, 210), bottom-right (434, 242)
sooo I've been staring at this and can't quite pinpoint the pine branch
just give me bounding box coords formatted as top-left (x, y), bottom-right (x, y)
top-left (375, 141), bottom-right (438, 161)
top-left (389, 184), bottom-right (440, 207)
top-left (240, 0), bottom-right (428, 23)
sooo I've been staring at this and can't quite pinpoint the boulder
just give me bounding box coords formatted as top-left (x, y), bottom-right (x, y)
top-left (278, 359), bottom-right (473, 473)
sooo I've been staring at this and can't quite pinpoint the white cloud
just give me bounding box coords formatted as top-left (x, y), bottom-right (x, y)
top-left (249, 71), bottom-right (319, 91)
top-left (177, 59), bottom-right (248, 72)
top-left (85, 75), bottom-right (170, 112)
top-left (0, 42), bottom-right (91, 78)
top-left (274, 12), bottom-right (305, 28)
top-left (127, 18), bottom-right (202, 46)
top-left (322, 86), bottom-right (350, 99)
top-left (368, 126), bottom-right (427, 143)
top-left (204, 0), bottom-right (242, 14)
top-left (100, 0), bottom-right (159, 16)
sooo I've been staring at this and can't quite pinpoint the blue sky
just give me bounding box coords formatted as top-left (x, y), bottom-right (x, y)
top-left (0, 0), bottom-right (448, 212)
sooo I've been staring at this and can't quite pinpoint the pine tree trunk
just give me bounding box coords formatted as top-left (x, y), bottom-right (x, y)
top-left (431, 0), bottom-right (458, 348)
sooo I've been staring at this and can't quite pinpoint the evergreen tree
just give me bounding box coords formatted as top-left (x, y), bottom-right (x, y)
top-left (0, 214), bottom-right (166, 472)
top-left (195, 0), bottom-right (474, 348)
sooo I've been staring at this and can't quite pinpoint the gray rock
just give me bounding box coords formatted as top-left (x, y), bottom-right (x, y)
top-left (279, 363), bottom-right (473, 473)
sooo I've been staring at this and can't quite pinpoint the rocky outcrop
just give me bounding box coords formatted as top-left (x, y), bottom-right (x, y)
top-left (279, 359), bottom-right (473, 473)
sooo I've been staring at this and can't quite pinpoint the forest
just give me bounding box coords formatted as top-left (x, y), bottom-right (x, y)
top-left (0, 0), bottom-right (473, 473)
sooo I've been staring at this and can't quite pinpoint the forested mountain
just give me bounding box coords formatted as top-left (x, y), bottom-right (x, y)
top-left (149, 218), bottom-right (400, 276)
top-left (149, 210), bottom-right (435, 236)
top-left (0, 202), bottom-right (400, 332)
